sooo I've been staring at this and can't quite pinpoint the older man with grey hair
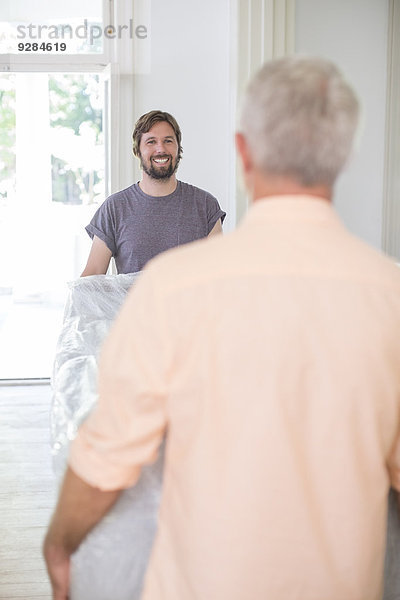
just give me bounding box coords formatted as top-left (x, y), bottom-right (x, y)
top-left (44, 56), bottom-right (400, 600)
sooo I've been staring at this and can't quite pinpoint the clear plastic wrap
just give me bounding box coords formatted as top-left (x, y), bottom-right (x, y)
top-left (51, 273), bottom-right (164, 600)
top-left (51, 273), bottom-right (140, 473)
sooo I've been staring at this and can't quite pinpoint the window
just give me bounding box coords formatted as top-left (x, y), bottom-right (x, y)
top-left (0, 71), bottom-right (106, 379)
top-left (0, 0), bottom-right (115, 379)
top-left (0, 0), bottom-right (104, 54)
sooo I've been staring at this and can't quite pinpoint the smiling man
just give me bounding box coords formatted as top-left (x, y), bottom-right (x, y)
top-left (81, 110), bottom-right (225, 276)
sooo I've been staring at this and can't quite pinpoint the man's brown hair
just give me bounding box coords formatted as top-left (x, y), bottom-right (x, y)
top-left (132, 110), bottom-right (183, 160)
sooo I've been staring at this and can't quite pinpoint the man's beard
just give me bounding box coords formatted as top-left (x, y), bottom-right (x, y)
top-left (141, 154), bottom-right (180, 180)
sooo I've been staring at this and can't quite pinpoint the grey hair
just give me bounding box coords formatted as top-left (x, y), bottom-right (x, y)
top-left (239, 56), bottom-right (360, 186)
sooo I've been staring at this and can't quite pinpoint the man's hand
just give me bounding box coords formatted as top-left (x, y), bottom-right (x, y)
top-left (43, 538), bottom-right (71, 600)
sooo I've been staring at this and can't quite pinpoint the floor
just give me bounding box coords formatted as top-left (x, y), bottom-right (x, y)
top-left (0, 383), bottom-right (56, 600)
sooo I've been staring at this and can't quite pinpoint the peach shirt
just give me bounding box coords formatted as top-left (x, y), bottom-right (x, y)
top-left (70, 196), bottom-right (400, 600)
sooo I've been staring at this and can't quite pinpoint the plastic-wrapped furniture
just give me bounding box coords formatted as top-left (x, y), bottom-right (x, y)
top-left (51, 274), bottom-right (163, 600)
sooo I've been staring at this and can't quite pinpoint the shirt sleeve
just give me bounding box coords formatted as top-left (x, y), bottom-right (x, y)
top-left (69, 268), bottom-right (169, 491)
top-left (85, 198), bottom-right (117, 255)
top-left (205, 193), bottom-right (226, 233)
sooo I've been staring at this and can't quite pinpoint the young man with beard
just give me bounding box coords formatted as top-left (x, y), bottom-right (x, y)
top-left (81, 110), bottom-right (225, 276)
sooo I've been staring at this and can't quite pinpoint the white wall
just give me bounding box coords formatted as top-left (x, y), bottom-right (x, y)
top-left (124, 0), bottom-right (389, 245)
top-left (129, 0), bottom-right (236, 230)
top-left (295, 0), bottom-right (389, 249)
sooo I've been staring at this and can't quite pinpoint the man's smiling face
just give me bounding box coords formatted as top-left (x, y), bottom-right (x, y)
top-left (139, 121), bottom-right (180, 180)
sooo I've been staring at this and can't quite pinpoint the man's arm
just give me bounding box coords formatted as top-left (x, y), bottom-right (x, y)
top-left (81, 235), bottom-right (113, 276)
top-left (43, 466), bottom-right (122, 600)
top-left (208, 219), bottom-right (223, 237)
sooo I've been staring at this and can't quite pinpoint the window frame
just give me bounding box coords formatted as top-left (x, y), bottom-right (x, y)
top-left (234, 0), bottom-right (295, 224)
top-left (0, 0), bottom-right (112, 72)
top-left (382, 0), bottom-right (400, 260)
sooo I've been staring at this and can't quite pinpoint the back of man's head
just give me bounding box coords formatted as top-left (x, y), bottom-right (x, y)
top-left (239, 56), bottom-right (360, 187)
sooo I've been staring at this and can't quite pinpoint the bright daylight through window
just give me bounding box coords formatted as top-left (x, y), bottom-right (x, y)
top-left (0, 71), bottom-right (105, 379)
top-left (0, 0), bottom-right (109, 379)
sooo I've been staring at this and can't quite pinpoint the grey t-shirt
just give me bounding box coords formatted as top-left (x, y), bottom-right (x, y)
top-left (85, 181), bottom-right (226, 274)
